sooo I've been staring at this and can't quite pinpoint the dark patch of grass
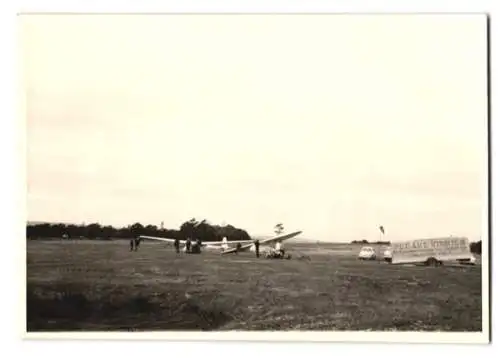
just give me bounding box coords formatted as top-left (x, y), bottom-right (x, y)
top-left (26, 240), bottom-right (483, 331)
top-left (27, 282), bottom-right (232, 331)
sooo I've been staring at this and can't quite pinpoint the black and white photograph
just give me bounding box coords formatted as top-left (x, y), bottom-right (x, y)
top-left (20, 12), bottom-right (490, 342)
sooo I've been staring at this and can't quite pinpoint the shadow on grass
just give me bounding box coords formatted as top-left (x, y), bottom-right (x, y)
top-left (27, 282), bottom-right (233, 331)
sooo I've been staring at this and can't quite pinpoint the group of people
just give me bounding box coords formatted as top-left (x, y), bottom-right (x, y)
top-left (129, 237), bottom-right (142, 251)
top-left (270, 239), bottom-right (286, 258)
top-left (129, 236), bottom-right (201, 253)
top-left (245, 238), bottom-right (285, 258)
top-left (173, 237), bottom-right (202, 253)
top-left (174, 237), bottom-right (201, 253)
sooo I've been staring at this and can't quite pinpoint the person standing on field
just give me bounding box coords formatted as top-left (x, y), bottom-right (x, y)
top-left (134, 236), bottom-right (141, 251)
top-left (275, 240), bottom-right (284, 257)
top-left (174, 237), bottom-right (180, 253)
top-left (254, 239), bottom-right (260, 258)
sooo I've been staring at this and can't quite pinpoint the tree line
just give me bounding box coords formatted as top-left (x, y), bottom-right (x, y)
top-left (26, 218), bottom-right (252, 243)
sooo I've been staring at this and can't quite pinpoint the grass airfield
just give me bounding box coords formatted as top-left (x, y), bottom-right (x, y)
top-left (26, 240), bottom-right (482, 332)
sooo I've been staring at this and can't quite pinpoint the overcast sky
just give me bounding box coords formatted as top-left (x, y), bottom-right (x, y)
top-left (22, 14), bottom-right (487, 242)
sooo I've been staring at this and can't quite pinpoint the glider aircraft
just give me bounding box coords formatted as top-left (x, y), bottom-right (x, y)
top-left (138, 230), bottom-right (302, 255)
top-left (221, 231), bottom-right (302, 255)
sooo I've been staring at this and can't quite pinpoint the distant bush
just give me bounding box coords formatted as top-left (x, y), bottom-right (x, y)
top-left (351, 240), bottom-right (390, 245)
top-left (26, 219), bottom-right (251, 243)
top-left (351, 240), bottom-right (369, 244)
top-left (470, 241), bottom-right (482, 255)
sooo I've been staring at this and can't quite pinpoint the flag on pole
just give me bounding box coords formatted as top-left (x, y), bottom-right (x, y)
top-left (379, 225), bottom-right (385, 234)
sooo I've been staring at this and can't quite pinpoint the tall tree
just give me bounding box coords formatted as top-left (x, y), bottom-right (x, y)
top-left (274, 223), bottom-right (284, 236)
